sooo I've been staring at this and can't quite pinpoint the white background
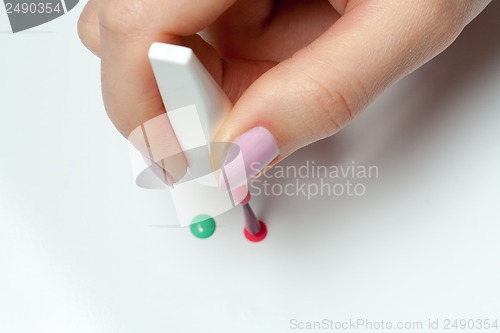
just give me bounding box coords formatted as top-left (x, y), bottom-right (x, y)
top-left (1, 2), bottom-right (499, 333)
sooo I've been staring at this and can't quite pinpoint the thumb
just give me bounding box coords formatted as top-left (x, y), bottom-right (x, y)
top-left (214, 0), bottom-right (486, 185)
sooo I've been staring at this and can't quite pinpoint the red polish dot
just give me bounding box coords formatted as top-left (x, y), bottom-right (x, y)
top-left (244, 220), bottom-right (267, 242)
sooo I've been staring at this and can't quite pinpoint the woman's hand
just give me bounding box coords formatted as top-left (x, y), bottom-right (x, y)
top-left (78, 0), bottom-right (491, 183)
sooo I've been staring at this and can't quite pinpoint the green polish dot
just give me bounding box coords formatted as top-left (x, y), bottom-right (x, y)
top-left (190, 215), bottom-right (216, 239)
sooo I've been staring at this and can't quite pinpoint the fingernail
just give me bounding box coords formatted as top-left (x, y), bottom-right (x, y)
top-left (219, 127), bottom-right (279, 189)
top-left (144, 156), bottom-right (175, 187)
top-left (128, 113), bottom-right (188, 187)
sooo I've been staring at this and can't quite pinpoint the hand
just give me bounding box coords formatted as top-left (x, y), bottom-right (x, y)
top-left (78, 0), bottom-right (491, 183)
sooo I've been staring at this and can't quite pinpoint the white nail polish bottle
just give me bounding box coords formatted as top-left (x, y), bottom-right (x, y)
top-left (148, 42), bottom-right (232, 168)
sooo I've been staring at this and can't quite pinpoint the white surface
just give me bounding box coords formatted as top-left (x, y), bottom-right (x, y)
top-left (1, 3), bottom-right (500, 333)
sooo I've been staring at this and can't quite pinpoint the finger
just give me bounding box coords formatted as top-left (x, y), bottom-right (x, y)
top-left (77, 0), bottom-right (100, 57)
top-left (214, 0), bottom-right (490, 184)
top-left (96, 0), bottom-right (237, 181)
top-left (208, 0), bottom-right (340, 62)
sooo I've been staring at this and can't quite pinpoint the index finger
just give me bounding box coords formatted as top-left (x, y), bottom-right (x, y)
top-left (97, 0), bottom-right (237, 181)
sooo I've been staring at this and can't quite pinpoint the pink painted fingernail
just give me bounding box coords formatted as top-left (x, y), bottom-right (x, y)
top-left (219, 127), bottom-right (279, 189)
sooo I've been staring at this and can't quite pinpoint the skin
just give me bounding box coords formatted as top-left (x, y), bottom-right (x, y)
top-left (78, 0), bottom-right (492, 181)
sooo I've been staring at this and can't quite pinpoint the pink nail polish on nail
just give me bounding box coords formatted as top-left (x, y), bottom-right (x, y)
top-left (219, 126), bottom-right (279, 189)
